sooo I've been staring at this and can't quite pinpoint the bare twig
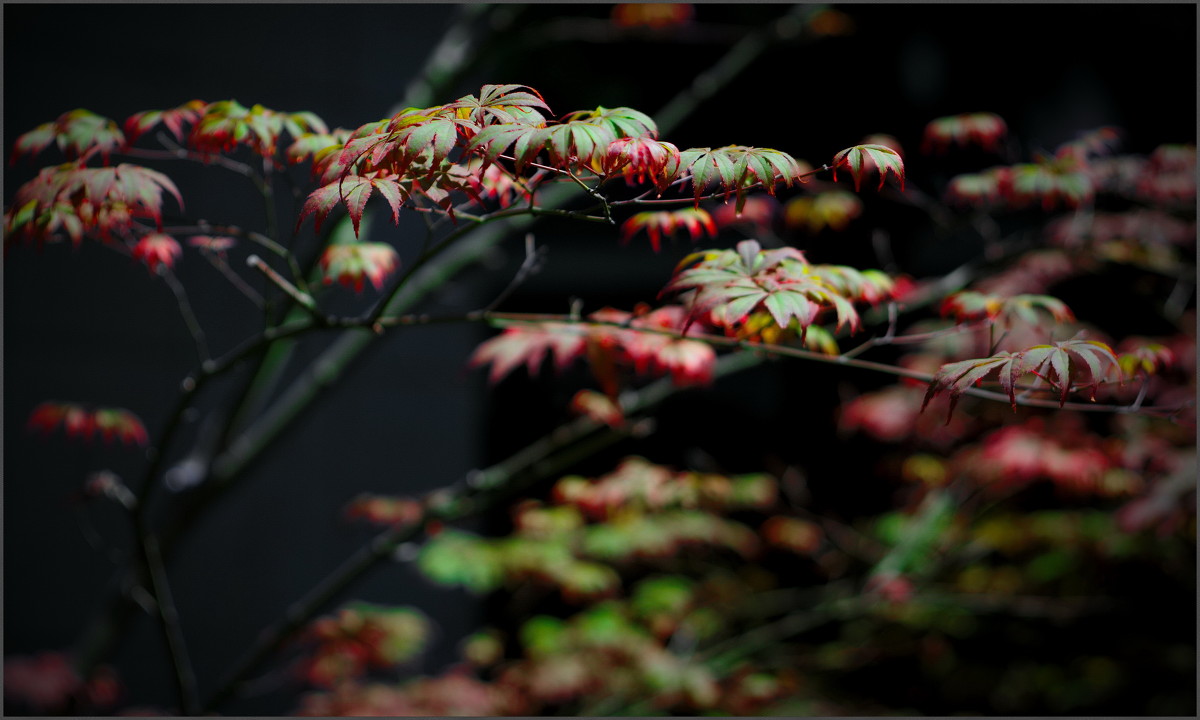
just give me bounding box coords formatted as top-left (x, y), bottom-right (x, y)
top-left (481, 233), bottom-right (546, 313)
top-left (160, 267), bottom-right (210, 363)
top-left (246, 255), bottom-right (320, 317)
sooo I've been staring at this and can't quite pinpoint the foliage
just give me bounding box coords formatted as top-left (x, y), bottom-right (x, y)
top-left (3, 5), bottom-right (1195, 718)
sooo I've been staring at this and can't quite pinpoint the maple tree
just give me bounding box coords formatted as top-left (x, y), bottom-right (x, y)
top-left (3, 3), bottom-right (1195, 717)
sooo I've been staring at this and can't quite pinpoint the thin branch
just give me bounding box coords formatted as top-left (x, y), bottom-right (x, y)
top-left (160, 266), bottom-right (210, 363)
top-left (142, 131), bottom-right (257, 179)
top-left (140, 532), bottom-right (200, 715)
top-left (200, 251), bottom-right (265, 307)
top-left (246, 254), bottom-right (321, 318)
top-left (480, 233), bottom-right (546, 313)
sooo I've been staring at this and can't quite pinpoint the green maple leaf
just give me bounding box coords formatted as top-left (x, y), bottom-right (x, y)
top-left (536, 120), bottom-right (616, 170)
top-left (677, 147), bottom-right (740, 205)
top-left (124, 100), bottom-right (207, 144)
top-left (12, 110), bottom-right (126, 163)
top-left (922, 352), bottom-right (1025, 420)
top-left (677, 146), bottom-right (801, 211)
top-left (447, 84), bottom-right (551, 128)
top-left (664, 239), bottom-right (861, 332)
top-left (941, 292), bottom-right (1075, 326)
top-left (465, 122), bottom-right (546, 172)
top-left (1020, 338), bottom-right (1119, 405)
top-left (922, 338), bottom-right (1119, 419)
top-left (562, 106), bottom-right (658, 139)
top-left (297, 176), bottom-right (408, 236)
top-left (831, 143), bottom-right (905, 191)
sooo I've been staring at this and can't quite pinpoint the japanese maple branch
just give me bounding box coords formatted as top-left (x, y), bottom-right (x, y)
top-left (608, 165), bottom-right (832, 208)
top-left (472, 313), bottom-right (1186, 417)
top-left (204, 0), bottom-right (817, 495)
top-left (122, 133), bottom-right (256, 180)
top-left (86, 8), bottom-right (843, 692)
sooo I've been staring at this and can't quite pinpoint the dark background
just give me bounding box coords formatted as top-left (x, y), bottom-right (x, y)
top-left (4, 3), bottom-right (1196, 715)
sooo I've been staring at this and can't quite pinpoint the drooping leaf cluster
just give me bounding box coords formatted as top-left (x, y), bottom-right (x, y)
top-left (470, 305), bottom-right (717, 403)
top-left (4, 163), bottom-right (182, 247)
top-left (921, 338), bottom-right (1120, 419)
top-left (663, 238), bottom-right (899, 335)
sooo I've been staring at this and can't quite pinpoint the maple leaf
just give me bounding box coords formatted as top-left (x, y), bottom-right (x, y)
top-left (677, 146), bottom-right (803, 210)
top-left (297, 176), bottom-right (408, 237)
top-left (91, 407), bottom-right (150, 445)
top-left (464, 157), bottom-right (527, 208)
top-left (446, 84), bottom-right (551, 131)
top-left (1009, 158), bottom-right (1093, 210)
top-left (131, 233), bottom-right (182, 274)
top-left (381, 112), bottom-right (463, 176)
top-left (619, 207), bottom-right (716, 252)
top-left (570, 389), bottom-right (625, 428)
top-left (470, 323), bottom-right (591, 382)
top-left (921, 112), bottom-right (1007, 154)
top-left (921, 338), bottom-right (1119, 419)
top-left (12, 109), bottom-right (126, 164)
top-left (921, 352), bottom-right (1024, 420)
top-left (784, 191), bottom-right (863, 233)
top-left (464, 122), bottom-right (547, 173)
top-left (189, 101), bottom-right (324, 159)
top-left (10, 122), bottom-right (58, 164)
top-left (679, 147), bottom-right (743, 208)
top-left (831, 143), bottom-right (905, 192)
top-left (940, 291), bottom-right (1075, 327)
top-left (602, 136), bottom-right (681, 191)
top-left (728, 147), bottom-right (803, 197)
top-left (286, 129), bottom-right (352, 165)
top-left (5, 163), bottom-right (182, 247)
top-left (1116, 339), bottom-right (1174, 377)
top-left (808, 264), bottom-right (898, 305)
top-left (319, 242), bottom-right (400, 292)
top-left (311, 119), bottom-right (390, 183)
top-left (1020, 338), bottom-right (1120, 405)
top-left (537, 120), bottom-right (617, 171)
top-left (617, 305), bottom-right (717, 386)
top-left (664, 239), bottom-right (862, 333)
top-left (124, 100), bottom-right (207, 144)
top-left (27, 402), bottom-right (147, 445)
top-left (562, 106), bottom-right (658, 139)
top-left (945, 167), bottom-right (1012, 205)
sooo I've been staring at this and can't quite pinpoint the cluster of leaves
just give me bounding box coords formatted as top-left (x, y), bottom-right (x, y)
top-left (26, 402), bottom-right (147, 446)
top-left (5, 61), bottom-right (1193, 717)
top-left (471, 305), bottom-right (718, 404)
top-left (296, 603), bottom-right (431, 688)
top-left (664, 238), bottom-right (899, 335)
top-left (2, 652), bottom-right (122, 716)
top-left (314, 457), bottom-right (842, 715)
top-left (413, 457), bottom-right (774, 601)
top-left (941, 127), bottom-right (1144, 211)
